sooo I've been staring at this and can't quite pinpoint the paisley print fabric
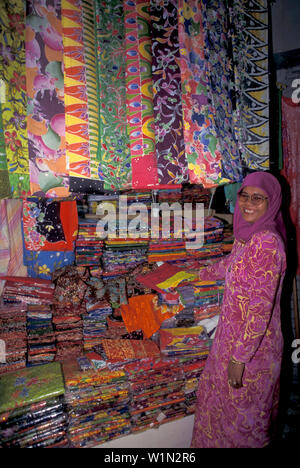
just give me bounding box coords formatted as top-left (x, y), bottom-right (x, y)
top-left (150, 0), bottom-right (188, 185)
top-left (95, 0), bottom-right (132, 191)
top-left (191, 231), bottom-right (286, 448)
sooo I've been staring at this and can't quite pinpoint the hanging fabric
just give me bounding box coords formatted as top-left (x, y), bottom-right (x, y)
top-left (150, 0), bottom-right (188, 185)
top-left (230, 0), bottom-right (270, 171)
top-left (202, 0), bottom-right (243, 183)
top-left (95, 0), bottom-right (132, 191)
top-left (0, 0), bottom-right (30, 197)
top-left (26, 0), bottom-right (70, 197)
top-left (0, 108), bottom-right (11, 198)
top-left (124, 0), bottom-right (158, 189)
top-left (281, 96), bottom-right (300, 275)
top-left (62, 0), bottom-right (91, 180)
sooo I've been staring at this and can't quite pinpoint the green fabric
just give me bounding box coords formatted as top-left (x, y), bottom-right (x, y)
top-left (0, 362), bottom-right (65, 413)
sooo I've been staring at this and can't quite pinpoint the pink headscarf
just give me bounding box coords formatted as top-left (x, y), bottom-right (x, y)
top-left (233, 171), bottom-right (286, 245)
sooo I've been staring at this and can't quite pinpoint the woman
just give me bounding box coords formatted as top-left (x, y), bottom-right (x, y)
top-left (191, 171), bottom-right (287, 448)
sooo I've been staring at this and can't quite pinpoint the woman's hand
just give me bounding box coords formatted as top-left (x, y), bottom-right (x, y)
top-left (227, 357), bottom-right (245, 389)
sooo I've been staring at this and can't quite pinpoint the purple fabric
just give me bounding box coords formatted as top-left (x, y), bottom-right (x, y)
top-left (192, 230), bottom-right (286, 447)
top-left (233, 171), bottom-right (286, 244)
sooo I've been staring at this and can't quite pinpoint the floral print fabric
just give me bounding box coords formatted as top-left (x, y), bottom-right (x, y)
top-left (0, 0), bottom-right (30, 197)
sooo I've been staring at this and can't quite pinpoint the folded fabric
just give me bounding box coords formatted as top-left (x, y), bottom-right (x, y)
top-left (135, 263), bottom-right (186, 294)
top-left (156, 271), bottom-right (197, 290)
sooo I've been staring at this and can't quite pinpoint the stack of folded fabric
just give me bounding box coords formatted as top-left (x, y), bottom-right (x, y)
top-left (52, 305), bottom-right (84, 362)
top-left (124, 358), bottom-right (187, 432)
top-left (1, 276), bottom-right (55, 305)
top-left (0, 362), bottom-right (68, 448)
top-left (97, 338), bottom-right (161, 368)
top-left (82, 298), bottom-right (112, 351)
top-left (181, 360), bottom-right (207, 414)
top-left (102, 241), bottom-right (148, 278)
top-left (63, 359), bottom-right (131, 448)
top-left (0, 303), bottom-right (27, 374)
top-left (26, 304), bottom-right (56, 366)
top-left (159, 326), bottom-right (212, 360)
top-left (185, 216), bottom-right (224, 260)
top-left (75, 218), bottom-right (104, 269)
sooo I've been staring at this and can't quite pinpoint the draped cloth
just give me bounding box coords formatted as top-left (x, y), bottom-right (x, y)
top-left (230, 0), bottom-right (269, 171)
top-left (124, 0), bottom-right (158, 189)
top-left (95, 0), bottom-right (132, 191)
top-left (0, 199), bottom-right (28, 295)
top-left (26, 0), bottom-right (69, 197)
top-left (281, 96), bottom-right (300, 275)
top-left (0, 107), bottom-right (11, 199)
top-left (62, 0), bottom-right (91, 180)
top-left (0, 0), bottom-right (30, 197)
top-left (150, 0), bottom-right (188, 185)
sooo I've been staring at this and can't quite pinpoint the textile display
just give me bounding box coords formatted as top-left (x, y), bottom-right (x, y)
top-left (25, 0), bottom-right (70, 197)
top-left (62, 0), bottom-right (91, 179)
top-left (230, 0), bottom-right (270, 171)
top-left (281, 96), bottom-right (300, 275)
top-left (0, 0), bottom-right (30, 198)
top-left (0, 0), bottom-right (271, 198)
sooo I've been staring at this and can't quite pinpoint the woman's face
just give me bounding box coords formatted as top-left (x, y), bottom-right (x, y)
top-left (238, 185), bottom-right (269, 224)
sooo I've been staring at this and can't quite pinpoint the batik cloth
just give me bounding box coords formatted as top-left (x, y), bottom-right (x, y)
top-left (0, 106), bottom-right (11, 198)
top-left (62, 0), bottom-right (91, 180)
top-left (26, 0), bottom-right (69, 197)
top-left (150, 0), bottom-right (188, 185)
top-left (124, 0), bottom-right (158, 189)
top-left (95, 0), bottom-right (132, 191)
top-left (191, 232), bottom-right (286, 448)
top-left (230, 0), bottom-right (269, 171)
top-left (22, 199), bottom-right (78, 251)
top-left (0, 0), bottom-right (30, 197)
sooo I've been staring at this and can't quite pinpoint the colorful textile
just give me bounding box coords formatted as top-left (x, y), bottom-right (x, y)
top-left (95, 0), bottom-right (131, 191)
top-left (120, 293), bottom-right (182, 338)
top-left (0, 199), bottom-right (27, 295)
top-left (26, 0), bottom-right (69, 197)
top-left (124, 0), bottom-right (158, 189)
top-left (230, 0), bottom-right (269, 171)
top-left (202, 0), bottom-right (242, 182)
top-left (0, 362), bottom-right (64, 413)
top-left (0, 0), bottom-right (30, 197)
top-left (62, 0), bottom-right (91, 179)
top-left (281, 96), bottom-right (300, 275)
top-left (0, 106), bottom-right (11, 198)
top-left (22, 199), bottom-right (78, 251)
top-left (191, 232), bottom-right (286, 448)
top-left (82, 0), bottom-right (100, 179)
top-left (150, 0), bottom-right (188, 185)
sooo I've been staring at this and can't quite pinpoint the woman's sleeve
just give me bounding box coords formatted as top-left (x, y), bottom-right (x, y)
top-left (198, 252), bottom-right (233, 281)
top-left (231, 232), bottom-right (285, 364)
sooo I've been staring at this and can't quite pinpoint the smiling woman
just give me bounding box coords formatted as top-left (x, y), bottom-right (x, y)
top-left (191, 171), bottom-right (287, 448)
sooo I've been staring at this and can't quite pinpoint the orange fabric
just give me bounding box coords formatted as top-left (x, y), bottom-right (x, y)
top-left (121, 294), bottom-right (183, 338)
